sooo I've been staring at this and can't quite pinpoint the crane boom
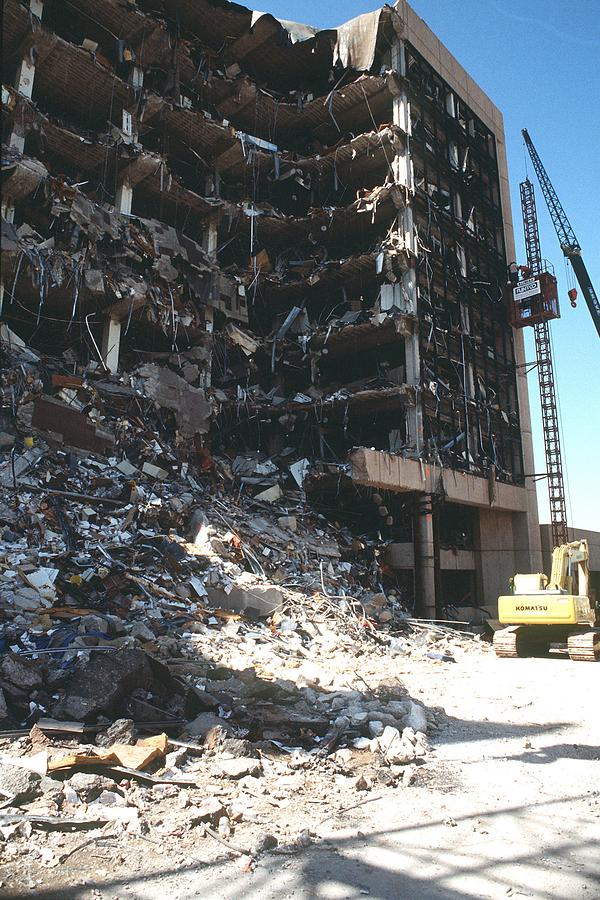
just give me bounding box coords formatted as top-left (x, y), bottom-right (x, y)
top-left (522, 128), bottom-right (600, 339)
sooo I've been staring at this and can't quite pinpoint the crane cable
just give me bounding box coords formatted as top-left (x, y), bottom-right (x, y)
top-left (522, 134), bottom-right (530, 180)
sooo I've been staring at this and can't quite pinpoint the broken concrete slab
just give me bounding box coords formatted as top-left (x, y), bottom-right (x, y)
top-left (29, 396), bottom-right (115, 454)
top-left (186, 712), bottom-right (233, 740)
top-left (0, 445), bottom-right (45, 487)
top-left (376, 726), bottom-right (416, 765)
top-left (0, 653), bottom-right (44, 698)
top-left (216, 757), bottom-right (263, 779)
top-left (135, 364), bottom-right (211, 436)
top-left (254, 484), bottom-right (282, 503)
top-left (53, 650), bottom-right (173, 722)
top-left (0, 763), bottom-right (41, 804)
top-left (205, 576), bottom-right (284, 617)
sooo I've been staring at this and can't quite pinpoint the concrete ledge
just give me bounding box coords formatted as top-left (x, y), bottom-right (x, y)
top-left (440, 549), bottom-right (475, 571)
top-left (383, 542), bottom-right (415, 569)
top-left (350, 448), bottom-right (528, 513)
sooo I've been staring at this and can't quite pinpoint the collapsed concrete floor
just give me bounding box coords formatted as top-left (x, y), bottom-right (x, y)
top-left (1, 326), bottom-right (484, 881)
top-left (2, 0), bottom-right (543, 621)
top-left (1, 0), bottom-right (567, 891)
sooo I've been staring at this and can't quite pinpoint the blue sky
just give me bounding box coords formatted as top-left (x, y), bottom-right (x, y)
top-left (263, 0), bottom-right (600, 531)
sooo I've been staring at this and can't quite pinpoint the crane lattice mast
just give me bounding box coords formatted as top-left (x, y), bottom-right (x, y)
top-left (520, 179), bottom-right (568, 547)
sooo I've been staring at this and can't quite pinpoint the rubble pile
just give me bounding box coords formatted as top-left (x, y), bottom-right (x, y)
top-left (0, 329), bottom-right (483, 875)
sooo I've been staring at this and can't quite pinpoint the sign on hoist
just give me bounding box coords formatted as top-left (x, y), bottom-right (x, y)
top-left (514, 277), bottom-right (541, 301)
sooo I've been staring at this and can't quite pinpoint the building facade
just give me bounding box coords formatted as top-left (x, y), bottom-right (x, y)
top-left (1, 0), bottom-right (542, 617)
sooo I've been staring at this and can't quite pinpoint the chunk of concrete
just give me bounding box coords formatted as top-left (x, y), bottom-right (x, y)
top-left (187, 712), bottom-right (233, 739)
top-left (377, 725), bottom-right (416, 765)
top-left (0, 764), bottom-right (41, 803)
top-left (135, 364), bottom-right (211, 436)
top-left (95, 718), bottom-right (137, 748)
top-left (403, 700), bottom-right (428, 733)
top-left (217, 757), bottom-right (263, 779)
top-left (68, 772), bottom-right (117, 801)
top-left (277, 516), bottom-right (297, 532)
top-left (54, 649), bottom-right (172, 721)
top-left (205, 576), bottom-right (283, 618)
top-left (189, 798), bottom-right (225, 824)
top-left (0, 653), bottom-right (43, 698)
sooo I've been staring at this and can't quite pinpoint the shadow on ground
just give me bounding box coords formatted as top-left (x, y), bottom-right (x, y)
top-left (21, 794), bottom-right (600, 900)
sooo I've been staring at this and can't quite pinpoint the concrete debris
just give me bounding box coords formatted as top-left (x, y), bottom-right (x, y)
top-left (0, 0), bottom-right (497, 877)
top-left (95, 718), bottom-right (137, 748)
top-left (0, 762), bottom-right (42, 804)
top-left (29, 396), bottom-right (115, 454)
top-left (52, 650), bottom-right (173, 722)
top-left (216, 758), bottom-right (263, 779)
top-left (66, 772), bottom-right (117, 801)
top-left (134, 365), bottom-right (212, 437)
top-left (0, 341), bottom-right (481, 862)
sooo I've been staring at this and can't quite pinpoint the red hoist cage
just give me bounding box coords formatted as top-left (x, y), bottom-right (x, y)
top-left (507, 179), bottom-right (568, 548)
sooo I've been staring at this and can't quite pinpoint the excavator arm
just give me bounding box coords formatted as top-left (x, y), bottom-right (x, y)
top-left (548, 539), bottom-right (589, 594)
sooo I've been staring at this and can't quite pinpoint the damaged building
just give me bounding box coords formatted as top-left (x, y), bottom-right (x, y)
top-left (1, 0), bottom-right (542, 618)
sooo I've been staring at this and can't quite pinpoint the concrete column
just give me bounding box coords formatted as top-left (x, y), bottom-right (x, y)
top-left (202, 215), bottom-right (218, 261)
top-left (117, 65), bottom-right (141, 215)
top-left (101, 319), bottom-right (121, 374)
top-left (15, 57), bottom-right (36, 101)
top-left (0, 200), bottom-right (13, 310)
top-left (416, 493), bottom-right (437, 617)
top-left (115, 180), bottom-right (133, 216)
top-left (129, 66), bottom-right (144, 90)
top-left (10, 0), bottom-right (45, 152)
top-left (13, 0), bottom-right (43, 99)
top-left (1, 201), bottom-right (15, 223)
top-left (478, 507), bottom-right (517, 612)
top-left (392, 38), bottom-right (422, 456)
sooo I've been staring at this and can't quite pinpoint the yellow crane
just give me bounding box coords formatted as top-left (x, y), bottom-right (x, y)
top-left (494, 540), bottom-right (599, 661)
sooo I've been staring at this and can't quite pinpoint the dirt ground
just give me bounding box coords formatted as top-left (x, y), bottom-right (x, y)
top-left (3, 649), bottom-right (599, 899)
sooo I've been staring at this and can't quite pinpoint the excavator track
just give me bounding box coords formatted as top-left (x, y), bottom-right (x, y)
top-left (493, 626), bottom-right (521, 658)
top-left (567, 630), bottom-right (600, 662)
top-left (493, 626), bottom-right (534, 658)
top-left (493, 625), bottom-right (553, 659)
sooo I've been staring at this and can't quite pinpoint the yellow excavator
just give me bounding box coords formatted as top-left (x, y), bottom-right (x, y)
top-left (494, 540), bottom-right (599, 661)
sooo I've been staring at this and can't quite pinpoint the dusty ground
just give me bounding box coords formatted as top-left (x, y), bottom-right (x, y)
top-left (3, 649), bottom-right (599, 899)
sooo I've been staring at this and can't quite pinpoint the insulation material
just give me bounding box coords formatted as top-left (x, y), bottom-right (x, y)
top-left (333, 8), bottom-right (389, 71)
